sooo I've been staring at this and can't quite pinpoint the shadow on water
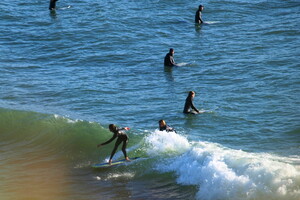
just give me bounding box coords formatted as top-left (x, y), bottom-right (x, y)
top-left (164, 65), bottom-right (175, 82)
top-left (183, 112), bottom-right (200, 128)
top-left (49, 10), bottom-right (57, 19)
top-left (194, 22), bottom-right (214, 33)
top-left (194, 23), bottom-right (203, 33)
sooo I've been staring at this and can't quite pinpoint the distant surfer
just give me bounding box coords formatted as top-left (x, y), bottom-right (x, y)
top-left (195, 5), bottom-right (204, 24)
top-left (164, 48), bottom-right (178, 67)
top-left (159, 120), bottom-right (176, 132)
top-left (97, 124), bottom-right (130, 165)
top-left (183, 91), bottom-right (201, 114)
top-left (49, 0), bottom-right (58, 10)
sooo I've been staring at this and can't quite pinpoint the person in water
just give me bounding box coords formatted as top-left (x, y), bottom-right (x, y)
top-left (183, 91), bottom-right (200, 114)
top-left (49, 0), bottom-right (58, 10)
top-left (97, 124), bottom-right (130, 165)
top-left (195, 5), bottom-right (204, 24)
top-left (159, 120), bottom-right (176, 132)
top-left (164, 48), bottom-right (178, 67)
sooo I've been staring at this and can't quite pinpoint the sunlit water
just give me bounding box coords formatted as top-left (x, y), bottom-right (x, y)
top-left (0, 0), bottom-right (299, 199)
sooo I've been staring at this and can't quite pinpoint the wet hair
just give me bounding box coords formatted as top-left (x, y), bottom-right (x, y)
top-left (159, 120), bottom-right (166, 125)
top-left (169, 48), bottom-right (174, 54)
top-left (188, 91), bottom-right (195, 98)
top-left (199, 5), bottom-right (203, 9)
top-left (159, 120), bottom-right (166, 128)
top-left (109, 124), bottom-right (117, 131)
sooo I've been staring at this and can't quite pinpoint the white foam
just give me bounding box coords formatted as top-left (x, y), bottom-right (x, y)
top-left (144, 130), bottom-right (190, 156)
top-left (94, 172), bottom-right (135, 181)
top-left (105, 172), bottom-right (135, 181)
top-left (53, 114), bottom-right (80, 123)
top-left (155, 141), bottom-right (300, 200)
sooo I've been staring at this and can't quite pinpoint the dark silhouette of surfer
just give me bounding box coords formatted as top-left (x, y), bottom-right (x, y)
top-left (195, 5), bottom-right (204, 24)
top-left (49, 0), bottom-right (58, 10)
top-left (97, 124), bottom-right (130, 165)
top-left (164, 48), bottom-right (178, 67)
top-left (183, 91), bottom-right (200, 114)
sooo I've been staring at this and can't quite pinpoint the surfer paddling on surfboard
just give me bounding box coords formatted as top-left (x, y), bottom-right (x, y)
top-left (159, 120), bottom-right (176, 133)
top-left (97, 124), bottom-right (130, 165)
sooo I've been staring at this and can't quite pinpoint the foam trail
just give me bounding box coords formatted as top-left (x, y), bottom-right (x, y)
top-left (145, 131), bottom-right (300, 200)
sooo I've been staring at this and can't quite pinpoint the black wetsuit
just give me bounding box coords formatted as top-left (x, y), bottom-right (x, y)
top-left (160, 125), bottom-right (176, 133)
top-left (101, 128), bottom-right (128, 160)
top-left (183, 96), bottom-right (199, 114)
top-left (164, 53), bottom-right (176, 66)
top-left (195, 10), bottom-right (203, 24)
top-left (49, 0), bottom-right (58, 10)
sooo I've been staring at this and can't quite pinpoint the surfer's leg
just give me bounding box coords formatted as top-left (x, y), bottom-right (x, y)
top-left (109, 138), bottom-right (122, 164)
top-left (121, 139), bottom-right (129, 161)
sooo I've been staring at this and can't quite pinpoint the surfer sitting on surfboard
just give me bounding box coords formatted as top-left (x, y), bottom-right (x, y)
top-left (183, 91), bottom-right (201, 114)
top-left (159, 120), bottom-right (176, 132)
top-left (195, 5), bottom-right (204, 24)
top-left (164, 48), bottom-right (179, 67)
top-left (97, 124), bottom-right (130, 165)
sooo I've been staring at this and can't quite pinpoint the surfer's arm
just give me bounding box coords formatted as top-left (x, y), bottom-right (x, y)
top-left (166, 125), bottom-right (176, 133)
top-left (196, 12), bottom-right (204, 24)
top-left (191, 101), bottom-right (200, 113)
top-left (98, 133), bottom-right (117, 147)
top-left (199, 12), bottom-right (204, 24)
top-left (170, 57), bottom-right (179, 67)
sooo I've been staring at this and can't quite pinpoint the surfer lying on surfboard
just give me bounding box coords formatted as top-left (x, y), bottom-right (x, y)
top-left (97, 124), bottom-right (130, 165)
top-left (159, 120), bottom-right (176, 133)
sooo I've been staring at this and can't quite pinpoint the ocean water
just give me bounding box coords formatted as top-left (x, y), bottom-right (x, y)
top-left (0, 0), bottom-right (299, 199)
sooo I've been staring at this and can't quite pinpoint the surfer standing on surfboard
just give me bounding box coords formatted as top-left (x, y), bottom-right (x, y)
top-left (97, 124), bottom-right (130, 165)
top-left (183, 91), bottom-right (201, 114)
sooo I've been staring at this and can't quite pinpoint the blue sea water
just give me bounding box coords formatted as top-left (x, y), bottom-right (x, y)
top-left (0, 0), bottom-right (299, 199)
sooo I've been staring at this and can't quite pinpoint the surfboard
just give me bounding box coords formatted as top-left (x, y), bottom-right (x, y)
top-left (186, 110), bottom-right (207, 115)
top-left (204, 21), bottom-right (220, 24)
top-left (177, 62), bottom-right (188, 67)
top-left (176, 62), bottom-right (196, 67)
top-left (198, 110), bottom-right (206, 113)
top-left (92, 157), bottom-right (140, 168)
